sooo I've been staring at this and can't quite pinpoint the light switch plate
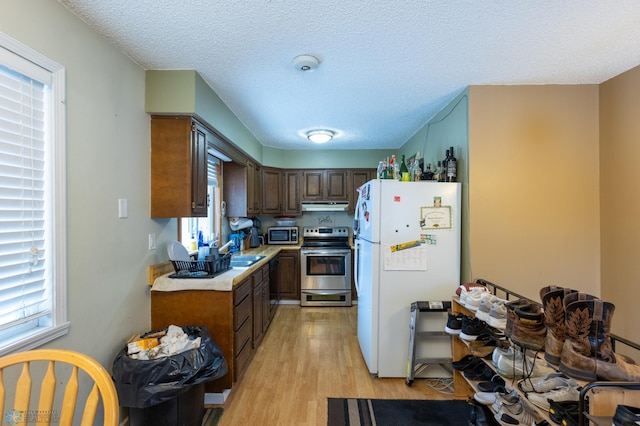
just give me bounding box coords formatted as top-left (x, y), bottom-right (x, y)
top-left (118, 198), bottom-right (128, 218)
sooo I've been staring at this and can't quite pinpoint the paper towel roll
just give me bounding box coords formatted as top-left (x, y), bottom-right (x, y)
top-left (229, 217), bottom-right (253, 231)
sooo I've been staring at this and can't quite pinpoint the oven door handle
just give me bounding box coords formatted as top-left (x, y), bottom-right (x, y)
top-left (301, 249), bottom-right (351, 256)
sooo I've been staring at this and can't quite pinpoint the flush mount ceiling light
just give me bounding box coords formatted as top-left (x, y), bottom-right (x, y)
top-left (293, 55), bottom-right (320, 72)
top-left (307, 130), bottom-right (334, 144)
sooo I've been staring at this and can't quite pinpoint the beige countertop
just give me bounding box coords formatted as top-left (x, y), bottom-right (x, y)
top-left (149, 244), bottom-right (301, 292)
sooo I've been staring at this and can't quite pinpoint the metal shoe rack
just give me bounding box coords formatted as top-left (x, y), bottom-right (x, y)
top-left (453, 278), bottom-right (640, 426)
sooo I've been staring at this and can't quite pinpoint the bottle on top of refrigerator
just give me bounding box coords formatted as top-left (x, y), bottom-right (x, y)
top-left (399, 155), bottom-right (410, 181)
top-left (424, 163), bottom-right (434, 181)
top-left (388, 155), bottom-right (396, 180)
top-left (434, 161), bottom-right (443, 182)
top-left (443, 149), bottom-right (449, 174)
top-left (409, 158), bottom-right (421, 181)
top-left (446, 146), bottom-right (457, 182)
top-left (376, 161), bottom-right (385, 179)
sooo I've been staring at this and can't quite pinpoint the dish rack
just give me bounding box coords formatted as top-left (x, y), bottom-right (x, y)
top-left (170, 253), bottom-right (232, 278)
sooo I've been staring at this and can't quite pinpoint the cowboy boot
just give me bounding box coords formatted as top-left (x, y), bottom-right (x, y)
top-left (559, 293), bottom-right (640, 381)
top-left (540, 285), bottom-right (577, 367)
top-left (504, 299), bottom-right (530, 339)
top-left (510, 302), bottom-right (546, 351)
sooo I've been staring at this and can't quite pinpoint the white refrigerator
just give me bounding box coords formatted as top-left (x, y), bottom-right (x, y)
top-left (354, 179), bottom-right (461, 378)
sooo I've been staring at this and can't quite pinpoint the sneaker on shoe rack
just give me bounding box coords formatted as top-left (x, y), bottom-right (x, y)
top-left (475, 296), bottom-right (501, 322)
top-left (493, 399), bottom-right (543, 426)
top-left (444, 312), bottom-right (464, 335)
top-left (464, 288), bottom-right (493, 311)
top-left (517, 372), bottom-right (578, 393)
top-left (477, 374), bottom-right (506, 392)
top-left (474, 388), bottom-right (519, 406)
top-left (457, 283), bottom-right (489, 305)
top-left (469, 338), bottom-right (500, 358)
top-left (548, 400), bottom-right (579, 426)
top-left (463, 363), bottom-right (496, 381)
top-left (612, 404), bottom-right (640, 426)
top-left (492, 346), bottom-right (555, 379)
top-left (524, 385), bottom-right (581, 411)
top-left (459, 316), bottom-right (490, 341)
top-left (487, 302), bottom-right (508, 330)
top-left (451, 354), bottom-right (485, 371)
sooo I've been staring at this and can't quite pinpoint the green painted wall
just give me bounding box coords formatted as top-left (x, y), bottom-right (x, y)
top-left (401, 90), bottom-right (471, 282)
top-left (262, 146), bottom-right (393, 169)
top-left (146, 70), bottom-right (263, 162)
top-left (147, 70), bottom-right (398, 169)
top-left (145, 70), bottom-right (196, 113)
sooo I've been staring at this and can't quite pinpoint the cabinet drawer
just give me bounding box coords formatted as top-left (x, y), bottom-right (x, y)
top-left (234, 278), bottom-right (251, 306)
top-left (234, 319), bottom-right (251, 355)
top-left (234, 294), bottom-right (251, 331)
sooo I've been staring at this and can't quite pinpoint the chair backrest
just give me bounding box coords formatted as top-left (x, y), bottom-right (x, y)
top-left (0, 349), bottom-right (119, 426)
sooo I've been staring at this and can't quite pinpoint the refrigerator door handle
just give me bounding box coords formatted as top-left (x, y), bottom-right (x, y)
top-left (354, 239), bottom-right (360, 295)
top-left (353, 190), bottom-right (362, 238)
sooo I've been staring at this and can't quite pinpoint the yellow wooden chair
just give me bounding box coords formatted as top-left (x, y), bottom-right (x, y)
top-left (0, 349), bottom-right (119, 426)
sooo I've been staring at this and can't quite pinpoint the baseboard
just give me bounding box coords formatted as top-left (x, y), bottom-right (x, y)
top-left (278, 300), bottom-right (300, 305)
top-left (277, 300), bottom-right (359, 305)
top-left (204, 389), bottom-right (231, 405)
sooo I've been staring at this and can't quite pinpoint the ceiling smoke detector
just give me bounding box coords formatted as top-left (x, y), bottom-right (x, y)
top-left (293, 55), bottom-right (319, 72)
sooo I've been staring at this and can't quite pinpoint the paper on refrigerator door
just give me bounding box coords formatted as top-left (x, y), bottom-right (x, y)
top-left (383, 243), bottom-right (427, 270)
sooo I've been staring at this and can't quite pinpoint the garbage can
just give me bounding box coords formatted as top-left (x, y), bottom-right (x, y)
top-left (112, 325), bottom-right (227, 426)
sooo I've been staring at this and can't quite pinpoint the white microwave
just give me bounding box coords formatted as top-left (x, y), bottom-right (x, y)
top-left (267, 227), bottom-right (299, 245)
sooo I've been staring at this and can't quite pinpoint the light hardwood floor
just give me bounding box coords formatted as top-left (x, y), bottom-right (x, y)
top-left (213, 304), bottom-right (459, 425)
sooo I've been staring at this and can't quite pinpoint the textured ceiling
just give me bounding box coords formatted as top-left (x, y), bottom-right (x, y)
top-left (58, 0), bottom-right (640, 150)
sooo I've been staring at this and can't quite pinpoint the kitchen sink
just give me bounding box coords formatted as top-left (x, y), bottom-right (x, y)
top-left (230, 255), bottom-right (265, 268)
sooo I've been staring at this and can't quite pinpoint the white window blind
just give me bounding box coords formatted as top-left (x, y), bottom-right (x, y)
top-left (0, 32), bottom-right (68, 354)
top-left (208, 155), bottom-right (219, 187)
top-left (0, 63), bottom-right (50, 337)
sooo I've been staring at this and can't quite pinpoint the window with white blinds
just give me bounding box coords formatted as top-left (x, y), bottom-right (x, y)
top-left (0, 32), bottom-right (68, 355)
top-left (208, 155), bottom-right (219, 187)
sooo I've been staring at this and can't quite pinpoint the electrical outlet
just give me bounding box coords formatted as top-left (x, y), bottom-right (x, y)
top-left (148, 233), bottom-right (156, 250)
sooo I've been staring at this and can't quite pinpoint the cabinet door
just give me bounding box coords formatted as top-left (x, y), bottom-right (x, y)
top-left (283, 171), bottom-right (301, 215)
top-left (301, 170), bottom-right (324, 201)
top-left (348, 169), bottom-right (374, 215)
top-left (301, 169), bottom-right (348, 201)
top-left (247, 161), bottom-right (262, 215)
top-left (326, 170), bottom-right (348, 201)
top-left (191, 123), bottom-right (209, 216)
top-left (150, 116), bottom-right (208, 218)
top-left (277, 250), bottom-right (300, 300)
top-left (224, 160), bottom-right (263, 217)
top-left (262, 167), bottom-right (283, 215)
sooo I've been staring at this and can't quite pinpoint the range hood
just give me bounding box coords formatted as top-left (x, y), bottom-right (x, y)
top-left (301, 201), bottom-right (349, 212)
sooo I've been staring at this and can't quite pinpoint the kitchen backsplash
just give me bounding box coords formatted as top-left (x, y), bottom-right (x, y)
top-left (257, 212), bottom-right (353, 233)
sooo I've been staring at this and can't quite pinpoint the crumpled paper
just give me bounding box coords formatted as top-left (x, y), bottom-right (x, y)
top-left (130, 324), bottom-right (201, 360)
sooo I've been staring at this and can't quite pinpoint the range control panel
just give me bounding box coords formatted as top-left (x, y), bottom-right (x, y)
top-left (302, 226), bottom-right (350, 238)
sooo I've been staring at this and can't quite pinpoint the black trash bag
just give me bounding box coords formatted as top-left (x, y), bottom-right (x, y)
top-left (112, 325), bottom-right (228, 408)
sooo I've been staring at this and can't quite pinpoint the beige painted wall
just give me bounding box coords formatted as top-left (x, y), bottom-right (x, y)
top-left (599, 66), bottom-right (640, 346)
top-left (468, 85), bottom-right (600, 301)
